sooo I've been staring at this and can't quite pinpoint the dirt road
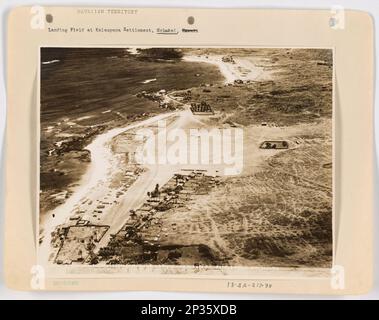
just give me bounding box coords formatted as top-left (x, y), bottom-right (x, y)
top-left (94, 106), bottom-right (204, 251)
top-left (40, 54), bottom-right (279, 264)
top-left (39, 111), bottom-right (176, 263)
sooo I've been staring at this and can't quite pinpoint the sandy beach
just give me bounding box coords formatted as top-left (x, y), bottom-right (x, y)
top-left (183, 54), bottom-right (273, 84)
top-left (39, 111), bottom-right (175, 263)
top-left (39, 48), bottom-right (333, 269)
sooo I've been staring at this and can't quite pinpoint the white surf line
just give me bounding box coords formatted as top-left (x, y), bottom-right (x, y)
top-left (126, 48), bottom-right (140, 55)
top-left (42, 59), bottom-right (60, 65)
top-left (183, 55), bottom-right (272, 84)
top-left (38, 111), bottom-right (176, 264)
top-left (141, 78), bottom-right (157, 84)
top-left (182, 55), bottom-right (237, 84)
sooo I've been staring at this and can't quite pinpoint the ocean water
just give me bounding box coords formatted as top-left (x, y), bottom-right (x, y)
top-left (40, 48), bottom-right (224, 124)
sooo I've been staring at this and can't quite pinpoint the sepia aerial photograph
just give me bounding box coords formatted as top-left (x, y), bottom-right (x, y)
top-left (38, 47), bottom-right (333, 269)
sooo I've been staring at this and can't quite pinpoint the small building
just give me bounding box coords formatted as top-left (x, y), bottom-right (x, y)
top-left (259, 141), bottom-right (289, 149)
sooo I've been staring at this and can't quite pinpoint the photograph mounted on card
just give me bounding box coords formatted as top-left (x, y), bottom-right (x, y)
top-left (4, 7), bottom-right (374, 294)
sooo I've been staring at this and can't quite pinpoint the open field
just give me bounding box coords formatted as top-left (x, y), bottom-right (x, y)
top-left (96, 120), bottom-right (332, 268)
top-left (40, 48), bottom-right (333, 270)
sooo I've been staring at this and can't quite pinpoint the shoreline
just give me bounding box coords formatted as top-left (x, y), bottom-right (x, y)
top-left (39, 111), bottom-right (176, 264)
top-left (182, 54), bottom-right (273, 84)
top-left (39, 49), bottom-right (333, 268)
